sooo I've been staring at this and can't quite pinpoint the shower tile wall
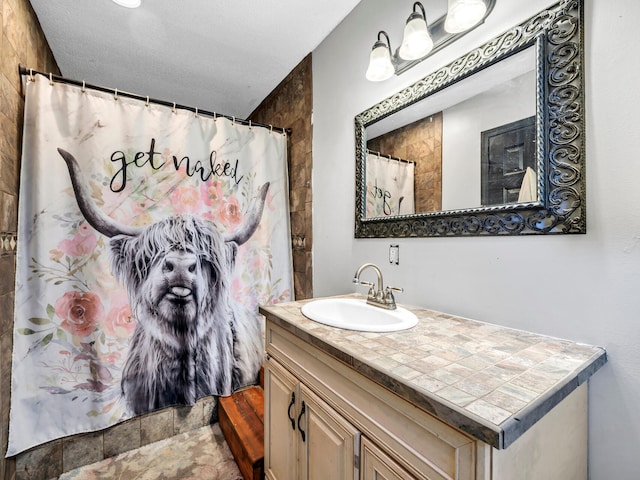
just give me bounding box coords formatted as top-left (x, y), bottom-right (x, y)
top-left (1, 0), bottom-right (59, 478)
top-left (249, 54), bottom-right (313, 300)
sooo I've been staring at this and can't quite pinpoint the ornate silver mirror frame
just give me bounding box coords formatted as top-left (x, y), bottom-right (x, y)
top-left (355, 0), bottom-right (584, 237)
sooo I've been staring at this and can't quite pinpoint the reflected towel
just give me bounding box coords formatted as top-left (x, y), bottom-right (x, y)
top-left (518, 167), bottom-right (537, 203)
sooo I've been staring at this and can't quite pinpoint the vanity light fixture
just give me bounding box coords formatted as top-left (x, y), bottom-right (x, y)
top-left (111, 0), bottom-right (141, 8)
top-left (444, 0), bottom-right (487, 33)
top-left (365, 0), bottom-right (494, 81)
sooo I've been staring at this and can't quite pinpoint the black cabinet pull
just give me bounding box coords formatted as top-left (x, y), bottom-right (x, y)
top-left (297, 401), bottom-right (306, 442)
top-left (287, 391), bottom-right (296, 430)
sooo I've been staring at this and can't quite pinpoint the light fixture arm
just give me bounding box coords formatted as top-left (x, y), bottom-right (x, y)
top-left (412, 2), bottom-right (426, 21)
top-left (376, 31), bottom-right (392, 52)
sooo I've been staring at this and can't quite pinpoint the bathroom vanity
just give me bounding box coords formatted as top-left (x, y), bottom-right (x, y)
top-left (259, 296), bottom-right (606, 480)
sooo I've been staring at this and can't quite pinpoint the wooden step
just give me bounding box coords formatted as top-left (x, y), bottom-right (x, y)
top-left (219, 385), bottom-right (264, 480)
top-left (259, 364), bottom-right (264, 389)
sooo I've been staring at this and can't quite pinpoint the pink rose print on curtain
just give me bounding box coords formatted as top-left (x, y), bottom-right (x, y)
top-left (171, 183), bottom-right (202, 214)
top-left (55, 291), bottom-right (104, 337)
top-left (57, 223), bottom-right (98, 257)
top-left (202, 181), bottom-right (224, 206)
top-left (217, 195), bottom-right (242, 227)
top-left (103, 293), bottom-right (136, 339)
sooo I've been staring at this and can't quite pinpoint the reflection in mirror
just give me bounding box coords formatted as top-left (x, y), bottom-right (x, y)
top-left (364, 150), bottom-right (417, 217)
top-left (355, 0), bottom-right (586, 237)
top-left (365, 46), bottom-right (537, 218)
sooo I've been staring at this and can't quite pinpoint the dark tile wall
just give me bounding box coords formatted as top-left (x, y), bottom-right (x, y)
top-left (13, 397), bottom-right (217, 479)
top-left (1, 0), bottom-right (59, 478)
top-left (249, 54), bottom-right (313, 300)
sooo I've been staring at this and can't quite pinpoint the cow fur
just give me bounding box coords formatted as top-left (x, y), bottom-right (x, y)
top-left (110, 215), bottom-right (263, 415)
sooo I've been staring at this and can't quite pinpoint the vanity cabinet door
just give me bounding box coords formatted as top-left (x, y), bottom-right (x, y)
top-left (265, 357), bottom-right (361, 480)
top-left (361, 436), bottom-right (417, 480)
top-left (264, 359), bottom-right (298, 480)
top-left (299, 383), bottom-right (361, 480)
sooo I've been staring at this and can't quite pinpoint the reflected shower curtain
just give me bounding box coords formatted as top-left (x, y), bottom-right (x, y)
top-left (365, 151), bottom-right (415, 217)
top-left (8, 76), bottom-right (293, 456)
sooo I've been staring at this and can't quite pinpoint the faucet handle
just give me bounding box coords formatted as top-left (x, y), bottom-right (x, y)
top-left (383, 286), bottom-right (403, 309)
top-left (354, 280), bottom-right (375, 297)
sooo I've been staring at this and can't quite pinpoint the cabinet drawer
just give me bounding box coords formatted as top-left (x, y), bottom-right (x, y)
top-left (266, 320), bottom-right (477, 480)
top-left (362, 436), bottom-right (417, 480)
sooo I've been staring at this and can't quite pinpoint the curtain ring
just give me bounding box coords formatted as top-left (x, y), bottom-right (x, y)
top-left (248, 120), bottom-right (252, 129)
top-left (194, 108), bottom-right (198, 117)
top-left (81, 80), bottom-right (86, 93)
top-left (49, 72), bottom-right (53, 85)
top-left (172, 102), bottom-right (177, 113)
top-left (213, 112), bottom-right (217, 121)
top-left (29, 69), bottom-right (34, 82)
top-left (232, 116), bottom-right (236, 125)
top-left (114, 88), bottom-right (118, 101)
top-left (269, 125), bottom-right (273, 134)
top-left (145, 96), bottom-right (150, 107)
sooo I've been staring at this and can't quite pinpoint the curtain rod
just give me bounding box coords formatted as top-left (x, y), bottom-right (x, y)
top-left (366, 149), bottom-right (416, 165)
top-left (19, 66), bottom-right (291, 136)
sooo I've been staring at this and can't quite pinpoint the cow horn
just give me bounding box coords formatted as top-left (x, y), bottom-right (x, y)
top-left (57, 148), bottom-right (144, 238)
top-left (224, 182), bottom-right (270, 246)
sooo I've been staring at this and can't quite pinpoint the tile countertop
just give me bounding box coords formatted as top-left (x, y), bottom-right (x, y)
top-left (259, 295), bottom-right (607, 450)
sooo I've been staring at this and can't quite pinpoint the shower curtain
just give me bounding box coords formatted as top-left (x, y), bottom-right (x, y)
top-left (8, 75), bottom-right (293, 456)
top-left (365, 151), bottom-right (415, 217)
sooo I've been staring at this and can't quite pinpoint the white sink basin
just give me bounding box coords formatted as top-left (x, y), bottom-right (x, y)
top-left (301, 298), bottom-right (418, 332)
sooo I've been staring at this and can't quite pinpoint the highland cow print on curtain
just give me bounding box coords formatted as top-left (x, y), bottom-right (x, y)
top-left (8, 75), bottom-right (293, 456)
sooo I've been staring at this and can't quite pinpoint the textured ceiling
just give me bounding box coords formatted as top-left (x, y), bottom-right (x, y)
top-left (29, 0), bottom-right (362, 118)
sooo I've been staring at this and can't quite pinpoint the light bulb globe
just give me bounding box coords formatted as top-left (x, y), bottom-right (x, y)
top-left (366, 42), bottom-right (395, 81)
top-left (444, 0), bottom-right (487, 33)
top-left (399, 16), bottom-right (433, 60)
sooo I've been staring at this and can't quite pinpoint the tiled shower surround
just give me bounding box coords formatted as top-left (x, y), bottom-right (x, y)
top-left (1, 1), bottom-right (314, 476)
top-left (2, 0), bottom-right (59, 477)
top-left (249, 54), bottom-right (314, 301)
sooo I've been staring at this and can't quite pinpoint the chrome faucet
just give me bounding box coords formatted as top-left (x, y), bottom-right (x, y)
top-left (353, 263), bottom-right (403, 310)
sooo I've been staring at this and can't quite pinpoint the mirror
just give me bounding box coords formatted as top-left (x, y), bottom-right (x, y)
top-left (355, 0), bottom-right (585, 237)
top-left (366, 46), bottom-right (538, 217)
